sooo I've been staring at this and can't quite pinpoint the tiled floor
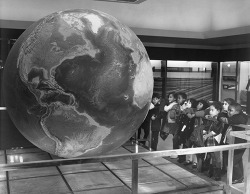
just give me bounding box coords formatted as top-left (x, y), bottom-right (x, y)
top-left (0, 142), bottom-right (224, 194)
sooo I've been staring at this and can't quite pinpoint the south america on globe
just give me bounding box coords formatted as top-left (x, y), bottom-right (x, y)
top-left (3, 9), bottom-right (153, 158)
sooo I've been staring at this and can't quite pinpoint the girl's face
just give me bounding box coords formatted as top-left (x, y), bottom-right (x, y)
top-left (186, 100), bottom-right (192, 108)
top-left (209, 105), bottom-right (220, 117)
top-left (223, 101), bottom-right (229, 111)
top-left (168, 94), bottom-right (175, 103)
top-left (197, 102), bottom-right (204, 110)
top-left (177, 95), bottom-right (185, 105)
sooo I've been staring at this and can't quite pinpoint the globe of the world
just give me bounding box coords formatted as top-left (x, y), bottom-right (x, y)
top-left (3, 9), bottom-right (153, 158)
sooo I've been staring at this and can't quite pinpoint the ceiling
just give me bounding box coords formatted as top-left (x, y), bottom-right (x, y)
top-left (1, 0), bottom-right (250, 49)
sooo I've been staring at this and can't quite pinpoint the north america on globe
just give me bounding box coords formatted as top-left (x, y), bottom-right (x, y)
top-left (3, 9), bottom-right (153, 158)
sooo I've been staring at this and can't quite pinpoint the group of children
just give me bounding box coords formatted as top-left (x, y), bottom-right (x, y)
top-left (138, 93), bottom-right (248, 183)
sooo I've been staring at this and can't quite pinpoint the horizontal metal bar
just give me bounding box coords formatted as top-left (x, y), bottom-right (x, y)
top-left (234, 124), bottom-right (250, 130)
top-left (0, 142), bottom-right (250, 172)
top-left (134, 139), bottom-right (148, 142)
top-left (204, 117), bottom-right (250, 129)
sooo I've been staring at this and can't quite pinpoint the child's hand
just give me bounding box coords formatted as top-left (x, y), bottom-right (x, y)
top-left (219, 117), bottom-right (228, 123)
top-left (151, 115), bottom-right (156, 120)
top-left (203, 134), bottom-right (208, 141)
top-left (149, 103), bottom-right (155, 110)
top-left (187, 113), bottom-right (194, 118)
top-left (205, 115), bottom-right (212, 119)
top-left (181, 103), bottom-right (187, 111)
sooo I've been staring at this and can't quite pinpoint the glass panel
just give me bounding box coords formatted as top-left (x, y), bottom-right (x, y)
top-left (166, 61), bottom-right (214, 101)
top-left (151, 60), bottom-right (166, 98)
top-left (238, 61), bottom-right (250, 114)
top-left (220, 62), bottom-right (237, 101)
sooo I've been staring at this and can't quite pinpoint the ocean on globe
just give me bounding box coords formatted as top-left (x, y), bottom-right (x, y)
top-left (3, 9), bottom-right (153, 158)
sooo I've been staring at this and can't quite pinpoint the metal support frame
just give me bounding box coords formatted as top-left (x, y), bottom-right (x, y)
top-left (227, 130), bottom-right (250, 194)
top-left (235, 61), bottom-right (239, 102)
top-left (226, 136), bottom-right (234, 193)
top-left (148, 119), bottom-right (152, 151)
top-left (132, 159), bottom-right (138, 194)
top-left (1, 143), bottom-right (250, 193)
top-left (245, 146), bottom-right (250, 194)
top-left (1, 126), bottom-right (250, 193)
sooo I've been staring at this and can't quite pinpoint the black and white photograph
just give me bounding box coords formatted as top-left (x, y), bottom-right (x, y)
top-left (0, 0), bottom-right (250, 193)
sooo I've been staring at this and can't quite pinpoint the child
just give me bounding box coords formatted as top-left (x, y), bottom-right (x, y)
top-left (187, 99), bottom-right (209, 169)
top-left (219, 98), bottom-right (236, 145)
top-left (172, 92), bottom-right (187, 159)
top-left (137, 97), bottom-right (164, 145)
top-left (179, 98), bottom-right (198, 143)
top-left (203, 101), bottom-right (223, 181)
top-left (177, 98), bottom-right (197, 164)
top-left (220, 103), bottom-right (248, 184)
top-left (218, 98), bottom-right (235, 174)
top-left (160, 92), bottom-right (180, 140)
top-left (148, 93), bottom-right (164, 151)
top-left (137, 106), bottom-right (152, 145)
top-left (188, 100), bottom-right (209, 148)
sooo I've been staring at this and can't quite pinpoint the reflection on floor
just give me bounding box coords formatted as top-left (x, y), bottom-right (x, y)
top-left (0, 142), bottom-right (224, 194)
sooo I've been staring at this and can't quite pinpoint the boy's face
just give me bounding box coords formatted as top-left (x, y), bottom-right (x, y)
top-left (152, 97), bottom-right (160, 105)
top-left (197, 102), bottom-right (204, 110)
top-left (177, 95), bottom-right (186, 105)
top-left (209, 105), bottom-right (220, 117)
top-left (228, 106), bottom-right (239, 117)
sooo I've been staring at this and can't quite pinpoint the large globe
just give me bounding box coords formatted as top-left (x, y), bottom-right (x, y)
top-left (3, 9), bottom-right (153, 158)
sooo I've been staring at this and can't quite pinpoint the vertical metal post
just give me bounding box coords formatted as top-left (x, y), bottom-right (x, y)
top-left (212, 62), bottom-right (220, 101)
top-left (148, 119), bottom-right (152, 151)
top-left (235, 61), bottom-right (239, 102)
top-left (132, 129), bottom-right (139, 194)
top-left (135, 138), bottom-right (138, 153)
top-left (161, 60), bottom-right (166, 99)
top-left (245, 143), bottom-right (250, 194)
top-left (132, 159), bottom-right (138, 194)
top-left (132, 132), bottom-right (137, 145)
top-left (226, 136), bottom-right (235, 193)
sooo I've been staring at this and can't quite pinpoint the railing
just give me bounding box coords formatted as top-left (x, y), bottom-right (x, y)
top-left (0, 109), bottom-right (249, 193)
top-left (0, 141), bottom-right (250, 193)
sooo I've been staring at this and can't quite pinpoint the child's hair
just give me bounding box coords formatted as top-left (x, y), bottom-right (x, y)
top-left (224, 98), bottom-right (235, 105)
top-left (198, 99), bottom-right (209, 110)
top-left (168, 92), bottom-right (177, 100)
top-left (188, 98), bottom-right (198, 108)
top-left (210, 101), bottom-right (222, 112)
top-left (229, 103), bottom-right (242, 113)
top-left (152, 93), bottom-right (161, 99)
top-left (178, 92), bottom-right (187, 100)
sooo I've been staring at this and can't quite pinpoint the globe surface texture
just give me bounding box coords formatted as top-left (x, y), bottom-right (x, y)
top-left (3, 9), bottom-right (153, 158)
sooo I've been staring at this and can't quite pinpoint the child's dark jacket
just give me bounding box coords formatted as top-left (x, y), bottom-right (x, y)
top-left (148, 103), bottom-right (164, 131)
top-left (227, 111), bottom-right (248, 144)
top-left (204, 118), bottom-right (223, 146)
top-left (177, 108), bottom-right (196, 144)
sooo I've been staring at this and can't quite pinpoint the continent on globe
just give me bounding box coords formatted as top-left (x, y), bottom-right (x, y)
top-left (3, 9), bottom-right (153, 158)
